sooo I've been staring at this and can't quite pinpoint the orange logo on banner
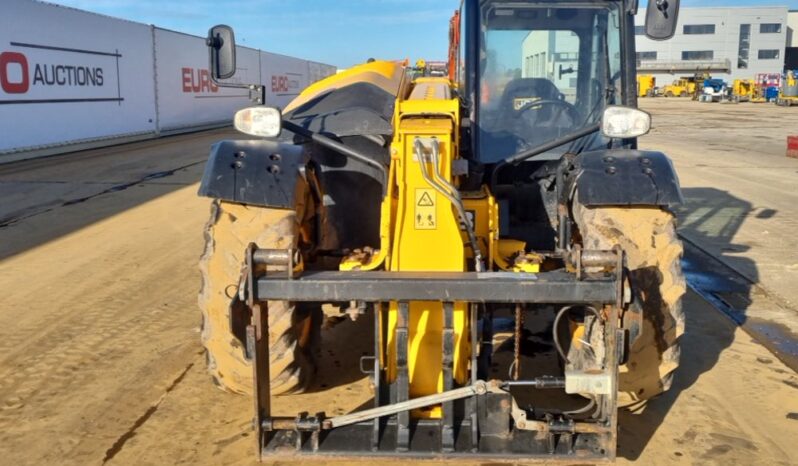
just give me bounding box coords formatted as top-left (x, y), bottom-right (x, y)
top-left (181, 67), bottom-right (218, 93)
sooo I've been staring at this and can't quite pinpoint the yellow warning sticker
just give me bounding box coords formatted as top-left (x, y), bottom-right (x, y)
top-left (414, 188), bottom-right (437, 230)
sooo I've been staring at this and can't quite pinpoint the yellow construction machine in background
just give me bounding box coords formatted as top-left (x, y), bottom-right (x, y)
top-left (636, 74), bottom-right (655, 97)
top-left (726, 79), bottom-right (755, 103)
top-left (777, 71), bottom-right (798, 107)
top-left (661, 77), bottom-right (695, 97)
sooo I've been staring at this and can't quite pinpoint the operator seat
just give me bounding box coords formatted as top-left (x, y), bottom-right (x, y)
top-left (497, 78), bottom-right (571, 128)
top-left (479, 78), bottom-right (577, 160)
top-left (498, 78), bottom-right (563, 112)
top-left (495, 78), bottom-right (576, 147)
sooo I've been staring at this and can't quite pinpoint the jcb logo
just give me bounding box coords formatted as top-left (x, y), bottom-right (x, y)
top-left (272, 75), bottom-right (289, 93)
top-left (0, 52), bottom-right (30, 94)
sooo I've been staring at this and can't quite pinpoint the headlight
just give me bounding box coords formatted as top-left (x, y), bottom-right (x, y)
top-left (601, 106), bottom-right (651, 139)
top-left (234, 107), bottom-right (282, 138)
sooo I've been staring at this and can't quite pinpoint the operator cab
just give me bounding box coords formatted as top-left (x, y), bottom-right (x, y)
top-left (476, 4), bottom-right (623, 162)
top-left (455, 0), bottom-right (670, 251)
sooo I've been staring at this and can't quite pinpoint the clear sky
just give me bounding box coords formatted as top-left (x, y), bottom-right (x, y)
top-left (52, 0), bottom-right (796, 68)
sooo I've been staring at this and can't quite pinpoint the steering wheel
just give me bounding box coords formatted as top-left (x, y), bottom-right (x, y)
top-left (515, 98), bottom-right (581, 125)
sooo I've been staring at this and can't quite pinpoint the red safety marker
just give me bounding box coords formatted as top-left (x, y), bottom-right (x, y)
top-left (788, 136), bottom-right (798, 159)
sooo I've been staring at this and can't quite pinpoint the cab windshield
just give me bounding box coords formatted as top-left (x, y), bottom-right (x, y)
top-left (477, 3), bottom-right (621, 163)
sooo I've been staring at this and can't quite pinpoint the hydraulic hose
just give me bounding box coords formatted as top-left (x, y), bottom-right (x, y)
top-left (552, 304), bottom-right (601, 364)
top-left (414, 138), bottom-right (485, 272)
top-left (429, 140), bottom-right (486, 272)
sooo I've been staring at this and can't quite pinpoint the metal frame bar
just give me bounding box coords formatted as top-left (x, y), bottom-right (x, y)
top-left (395, 302), bottom-right (410, 452)
top-left (255, 270), bottom-right (617, 304)
top-left (469, 303), bottom-right (479, 452)
top-left (441, 301), bottom-right (455, 452)
top-left (371, 302), bottom-right (383, 451)
top-left (249, 303), bottom-right (271, 461)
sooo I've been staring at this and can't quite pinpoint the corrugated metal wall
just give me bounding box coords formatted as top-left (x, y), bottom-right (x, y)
top-left (0, 0), bottom-right (336, 161)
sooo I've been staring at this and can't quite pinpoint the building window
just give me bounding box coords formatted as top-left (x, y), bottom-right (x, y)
top-left (738, 24), bottom-right (750, 69)
top-left (683, 24), bottom-right (716, 35)
top-left (758, 49), bottom-right (780, 59)
top-left (634, 25), bottom-right (645, 35)
top-left (682, 50), bottom-right (714, 61)
top-left (636, 51), bottom-right (657, 61)
top-left (759, 23), bottom-right (782, 34)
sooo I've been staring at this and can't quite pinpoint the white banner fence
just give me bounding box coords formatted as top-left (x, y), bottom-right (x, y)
top-left (0, 0), bottom-right (336, 160)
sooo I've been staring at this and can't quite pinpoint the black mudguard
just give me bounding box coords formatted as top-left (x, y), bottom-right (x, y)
top-left (197, 139), bottom-right (307, 209)
top-left (574, 149), bottom-right (683, 207)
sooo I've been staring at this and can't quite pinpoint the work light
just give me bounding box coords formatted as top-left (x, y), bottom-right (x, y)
top-left (601, 106), bottom-right (651, 139)
top-left (234, 107), bottom-right (282, 138)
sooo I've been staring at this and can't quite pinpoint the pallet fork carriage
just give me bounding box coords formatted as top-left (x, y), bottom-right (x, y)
top-left (241, 245), bottom-right (626, 459)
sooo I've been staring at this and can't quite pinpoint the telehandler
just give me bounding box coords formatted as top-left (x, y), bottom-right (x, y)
top-left (199, 0), bottom-right (684, 460)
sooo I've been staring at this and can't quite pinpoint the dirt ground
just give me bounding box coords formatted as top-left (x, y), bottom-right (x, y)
top-left (641, 98), bottom-right (798, 315)
top-left (1, 103), bottom-right (798, 465)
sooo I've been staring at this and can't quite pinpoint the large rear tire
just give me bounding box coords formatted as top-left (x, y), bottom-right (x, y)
top-left (573, 202), bottom-right (686, 406)
top-left (199, 199), bottom-right (321, 395)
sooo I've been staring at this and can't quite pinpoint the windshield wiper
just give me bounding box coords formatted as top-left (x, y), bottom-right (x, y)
top-left (488, 80), bottom-right (615, 189)
top-left (489, 121), bottom-right (601, 190)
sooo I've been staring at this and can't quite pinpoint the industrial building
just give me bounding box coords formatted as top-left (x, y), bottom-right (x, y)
top-left (518, 6), bottom-right (793, 99)
top-left (787, 9), bottom-right (798, 69)
top-left (635, 6), bottom-right (790, 82)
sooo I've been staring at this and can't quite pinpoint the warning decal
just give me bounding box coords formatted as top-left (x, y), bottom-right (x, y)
top-left (414, 188), bottom-right (437, 230)
top-left (417, 191), bottom-right (434, 207)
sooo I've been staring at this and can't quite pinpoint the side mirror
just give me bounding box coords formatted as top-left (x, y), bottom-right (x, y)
top-left (206, 25), bottom-right (237, 80)
top-left (645, 0), bottom-right (680, 41)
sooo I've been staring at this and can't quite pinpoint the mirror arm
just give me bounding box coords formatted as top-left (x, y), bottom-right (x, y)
top-left (207, 71), bottom-right (265, 106)
top-left (208, 75), bottom-right (244, 89)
